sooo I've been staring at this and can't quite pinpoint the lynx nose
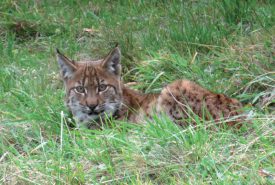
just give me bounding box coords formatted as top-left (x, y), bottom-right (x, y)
top-left (87, 104), bottom-right (98, 115)
top-left (88, 104), bottom-right (97, 111)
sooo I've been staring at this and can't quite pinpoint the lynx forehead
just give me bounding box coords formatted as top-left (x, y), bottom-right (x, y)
top-left (56, 46), bottom-right (246, 128)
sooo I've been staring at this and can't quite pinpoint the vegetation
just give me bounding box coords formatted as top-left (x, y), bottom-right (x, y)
top-left (0, 0), bottom-right (274, 184)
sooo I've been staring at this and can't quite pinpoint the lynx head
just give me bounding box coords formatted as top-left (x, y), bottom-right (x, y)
top-left (56, 47), bottom-right (122, 128)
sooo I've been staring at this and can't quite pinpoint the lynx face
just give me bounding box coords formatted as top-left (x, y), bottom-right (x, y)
top-left (56, 47), bottom-right (122, 127)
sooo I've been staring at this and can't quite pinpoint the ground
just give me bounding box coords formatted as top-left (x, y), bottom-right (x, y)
top-left (0, 0), bottom-right (274, 184)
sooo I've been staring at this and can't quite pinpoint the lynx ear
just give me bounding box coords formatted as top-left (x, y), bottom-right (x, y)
top-left (101, 47), bottom-right (121, 76)
top-left (56, 49), bottom-right (77, 80)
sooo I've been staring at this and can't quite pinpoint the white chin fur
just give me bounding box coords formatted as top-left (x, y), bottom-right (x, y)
top-left (72, 103), bottom-right (118, 126)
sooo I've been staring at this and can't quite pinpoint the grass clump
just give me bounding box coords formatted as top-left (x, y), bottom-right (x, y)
top-left (0, 0), bottom-right (274, 184)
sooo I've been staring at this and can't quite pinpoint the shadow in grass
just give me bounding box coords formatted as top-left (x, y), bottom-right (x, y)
top-left (7, 20), bottom-right (61, 42)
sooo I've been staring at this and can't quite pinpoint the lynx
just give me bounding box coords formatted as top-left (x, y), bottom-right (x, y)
top-left (56, 46), bottom-right (245, 128)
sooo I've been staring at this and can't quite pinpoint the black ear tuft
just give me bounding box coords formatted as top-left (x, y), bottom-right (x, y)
top-left (56, 49), bottom-right (77, 80)
top-left (102, 47), bottom-right (121, 75)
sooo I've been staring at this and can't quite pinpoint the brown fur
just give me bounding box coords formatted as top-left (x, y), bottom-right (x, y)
top-left (56, 47), bottom-right (246, 128)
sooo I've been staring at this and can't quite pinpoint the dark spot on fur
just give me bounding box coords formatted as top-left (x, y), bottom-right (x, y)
top-left (169, 109), bottom-right (173, 115)
top-left (175, 95), bottom-right (180, 101)
top-left (165, 100), bottom-right (172, 105)
top-left (181, 89), bottom-right (186, 94)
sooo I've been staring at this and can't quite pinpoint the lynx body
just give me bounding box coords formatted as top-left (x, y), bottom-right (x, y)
top-left (56, 47), bottom-right (244, 128)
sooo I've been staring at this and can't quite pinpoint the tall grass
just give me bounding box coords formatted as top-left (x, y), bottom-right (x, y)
top-left (0, 0), bottom-right (274, 184)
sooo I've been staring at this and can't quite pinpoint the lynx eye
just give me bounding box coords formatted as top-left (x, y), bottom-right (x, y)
top-left (98, 84), bottom-right (107, 92)
top-left (75, 86), bottom-right (86, 94)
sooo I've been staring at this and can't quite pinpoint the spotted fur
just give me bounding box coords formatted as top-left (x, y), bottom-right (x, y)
top-left (56, 47), bottom-right (246, 128)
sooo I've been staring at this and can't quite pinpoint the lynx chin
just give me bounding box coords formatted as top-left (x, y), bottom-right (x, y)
top-left (56, 46), bottom-right (247, 128)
